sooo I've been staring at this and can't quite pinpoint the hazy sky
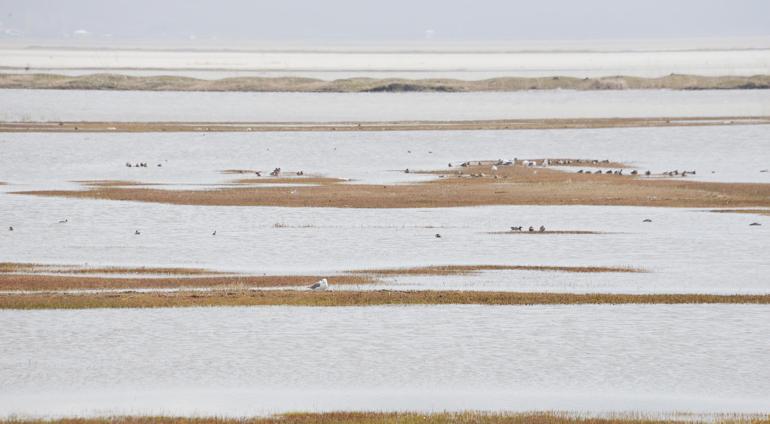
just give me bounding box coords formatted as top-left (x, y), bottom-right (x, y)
top-left (1, 0), bottom-right (769, 42)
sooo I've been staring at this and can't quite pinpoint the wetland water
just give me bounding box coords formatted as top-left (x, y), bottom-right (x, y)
top-left (1, 89), bottom-right (769, 122)
top-left (1, 305), bottom-right (769, 417)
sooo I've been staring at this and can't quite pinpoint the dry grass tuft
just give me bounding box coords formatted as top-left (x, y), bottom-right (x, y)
top-left (1, 290), bottom-right (767, 309)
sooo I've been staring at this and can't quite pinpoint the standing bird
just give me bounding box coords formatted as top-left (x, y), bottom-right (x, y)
top-left (8, 226), bottom-right (13, 231)
top-left (212, 230), bottom-right (217, 236)
top-left (539, 225), bottom-right (546, 232)
top-left (309, 278), bottom-right (329, 291)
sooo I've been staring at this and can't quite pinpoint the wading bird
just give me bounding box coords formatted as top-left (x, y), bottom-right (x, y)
top-left (309, 278), bottom-right (329, 291)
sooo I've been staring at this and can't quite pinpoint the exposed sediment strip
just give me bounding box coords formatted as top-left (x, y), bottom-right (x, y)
top-left (352, 265), bottom-right (643, 276)
top-left (2, 116), bottom-right (770, 133)
top-left (0, 262), bottom-right (223, 276)
top-left (488, 230), bottom-right (606, 235)
top-left (2, 72), bottom-right (769, 92)
top-left (1, 412), bottom-right (768, 424)
top-left (0, 264), bottom-right (642, 291)
top-left (711, 209), bottom-right (770, 217)
top-left (0, 274), bottom-right (375, 292)
top-left (2, 290), bottom-right (768, 309)
top-left (15, 163), bottom-right (770, 208)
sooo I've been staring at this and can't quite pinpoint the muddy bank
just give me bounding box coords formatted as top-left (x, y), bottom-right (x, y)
top-left (2, 116), bottom-right (769, 133)
top-left (15, 162), bottom-right (770, 209)
top-left (2, 73), bottom-right (770, 92)
top-left (2, 290), bottom-right (768, 309)
top-left (0, 263), bottom-right (641, 291)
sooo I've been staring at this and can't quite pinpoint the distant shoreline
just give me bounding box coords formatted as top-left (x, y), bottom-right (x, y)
top-left (3, 116), bottom-right (769, 133)
top-left (1, 73), bottom-right (769, 92)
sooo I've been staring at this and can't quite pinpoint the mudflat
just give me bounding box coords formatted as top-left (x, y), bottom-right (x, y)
top-left (15, 162), bottom-right (770, 208)
top-left (2, 73), bottom-right (769, 92)
top-left (2, 116), bottom-right (769, 132)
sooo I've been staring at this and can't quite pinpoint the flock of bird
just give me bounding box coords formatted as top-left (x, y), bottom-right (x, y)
top-left (510, 225), bottom-right (547, 232)
top-left (126, 162), bottom-right (160, 168)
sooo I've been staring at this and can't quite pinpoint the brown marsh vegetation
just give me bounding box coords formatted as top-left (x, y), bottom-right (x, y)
top-left (0, 273), bottom-right (374, 292)
top-left (2, 116), bottom-right (769, 133)
top-left (710, 209), bottom-right (770, 217)
top-left (2, 413), bottom-right (769, 424)
top-left (2, 72), bottom-right (770, 92)
top-left (2, 290), bottom-right (768, 309)
top-left (352, 264), bottom-right (643, 276)
top-left (0, 263), bottom-right (640, 291)
top-left (15, 161), bottom-right (770, 209)
top-left (0, 262), bottom-right (221, 275)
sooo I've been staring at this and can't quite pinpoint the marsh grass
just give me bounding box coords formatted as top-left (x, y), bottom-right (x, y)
top-left (0, 274), bottom-right (374, 291)
top-left (3, 117), bottom-right (769, 134)
top-left (353, 265), bottom-right (644, 276)
top-left (488, 231), bottom-right (607, 235)
top-left (0, 263), bottom-right (221, 276)
top-left (16, 161), bottom-right (770, 209)
top-left (0, 263), bottom-right (645, 292)
top-left (2, 73), bottom-right (769, 92)
top-left (1, 413), bottom-right (769, 424)
top-left (710, 209), bottom-right (770, 217)
top-left (2, 290), bottom-right (768, 309)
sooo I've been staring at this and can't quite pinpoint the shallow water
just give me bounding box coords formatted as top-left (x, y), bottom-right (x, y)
top-left (1, 125), bottom-right (770, 293)
top-left (2, 194), bottom-right (769, 294)
top-left (2, 89), bottom-right (769, 122)
top-left (2, 125), bottom-right (770, 186)
top-left (2, 46), bottom-right (769, 78)
top-left (1, 305), bottom-right (768, 417)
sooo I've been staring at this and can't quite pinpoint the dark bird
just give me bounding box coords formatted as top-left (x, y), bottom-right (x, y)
top-left (8, 226), bottom-right (13, 231)
top-left (212, 230), bottom-right (217, 236)
top-left (435, 233), bottom-right (441, 238)
top-left (134, 230), bottom-right (141, 235)
top-left (749, 222), bottom-right (762, 226)
top-left (643, 219), bottom-right (652, 223)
